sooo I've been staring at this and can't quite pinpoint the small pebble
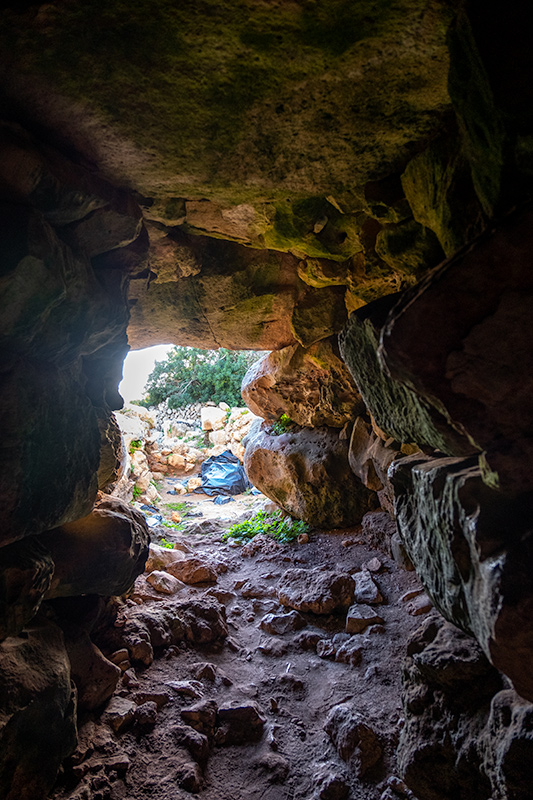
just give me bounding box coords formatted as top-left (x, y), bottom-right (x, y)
top-left (190, 662), bottom-right (217, 682)
top-left (108, 649), bottom-right (129, 666)
top-left (400, 588), bottom-right (424, 603)
top-left (122, 668), bottom-right (139, 688)
top-left (364, 664), bottom-right (379, 680)
top-left (386, 775), bottom-right (412, 796)
top-left (316, 640), bottom-right (336, 659)
top-left (406, 593), bottom-right (433, 616)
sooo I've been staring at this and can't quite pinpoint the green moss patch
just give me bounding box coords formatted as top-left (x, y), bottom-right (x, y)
top-left (6, 0), bottom-right (452, 206)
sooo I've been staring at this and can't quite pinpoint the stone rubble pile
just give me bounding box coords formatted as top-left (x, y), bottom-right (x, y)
top-left (153, 400), bottom-right (203, 431)
top-left (112, 401), bottom-right (259, 505)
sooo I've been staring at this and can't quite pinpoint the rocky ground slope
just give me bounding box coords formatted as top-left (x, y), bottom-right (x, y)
top-left (49, 502), bottom-right (430, 800)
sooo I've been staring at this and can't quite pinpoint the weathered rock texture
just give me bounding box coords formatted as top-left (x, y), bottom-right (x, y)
top-left (324, 702), bottom-right (383, 777)
top-left (0, 1), bottom-right (533, 798)
top-left (0, 125), bottom-right (138, 545)
top-left (94, 597), bottom-right (228, 668)
top-left (241, 338), bottom-right (363, 427)
top-left (399, 613), bottom-right (533, 800)
top-left (339, 293), bottom-right (475, 456)
top-left (278, 568), bottom-right (355, 615)
top-left (244, 423), bottom-right (378, 527)
top-left (42, 495), bottom-right (150, 599)
top-left (129, 234), bottom-right (349, 350)
top-left (0, 119), bottom-right (149, 795)
top-left (381, 203), bottom-right (533, 495)
top-left (0, 537), bottom-right (54, 641)
top-left (347, 416), bottom-right (404, 514)
top-left (391, 454), bottom-right (533, 703)
top-left (62, 629), bottom-right (121, 712)
top-left (0, 620), bottom-right (77, 800)
top-left (0, 0), bottom-right (453, 297)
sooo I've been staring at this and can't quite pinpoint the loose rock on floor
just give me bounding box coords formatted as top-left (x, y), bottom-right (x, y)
top-left (49, 493), bottom-right (429, 800)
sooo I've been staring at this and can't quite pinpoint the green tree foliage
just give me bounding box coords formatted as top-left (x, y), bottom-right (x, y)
top-left (142, 347), bottom-right (261, 408)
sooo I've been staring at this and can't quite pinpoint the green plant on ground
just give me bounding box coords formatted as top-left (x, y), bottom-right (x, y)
top-left (159, 538), bottom-right (174, 549)
top-left (162, 520), bottom-right (184, 532)
top-left (187, 432), bottom-right (209, 449)
top-left (165, 501), bottom-right (189, 515)
top-left (151, 478), bottom-right (163, 492)
top-left (223, 510), bottom-right (309, 544)
top-left (129, 438), bottom-right (142, 455)
top-left (132, 485), bottom-right (142, 501)
top-left (271, 413), bottom-right (294, 435)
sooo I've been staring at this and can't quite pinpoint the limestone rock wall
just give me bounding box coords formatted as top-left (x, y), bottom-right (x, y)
top-left (391, 454), bottom-right (533, 703)
top-left (0, 123), bottom-right (140, 545)
top-left (0, 124), bottom-right (151, 798)
top-left (380, 204), bottom-right (533, 495)
top-left (398, 613), bottom-right (533, 800)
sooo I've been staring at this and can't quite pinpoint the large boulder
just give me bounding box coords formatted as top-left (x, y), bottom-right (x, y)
top-left (42, 495), bottom-right (150, 599)
top-left (0, 619), bottom-right (77, 800)
top-left (381, 203), bottom-right (533, 495)
top-left (391, 453), bottom-right (533, 702)
top-left (278, 568), bottom-right (355, 615)
top-left (241, 338), bottom-right (363, 428)
top-left (244, 424), bottom-right (378, 527)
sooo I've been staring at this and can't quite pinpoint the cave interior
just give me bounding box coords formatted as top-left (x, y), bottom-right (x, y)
top-left (1, 2), bottom-right (533, 799)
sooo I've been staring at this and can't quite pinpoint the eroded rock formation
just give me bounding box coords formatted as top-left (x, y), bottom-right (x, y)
top-left (241, 337), bottom-right (363, 427)
top-left (244, 422), bottom-right (378, 526)
top-left (398, 613), bottom-right (533, 800)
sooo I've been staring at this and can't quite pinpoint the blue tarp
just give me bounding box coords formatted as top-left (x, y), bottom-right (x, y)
top-left (196, 450), bottom-right (251, 496)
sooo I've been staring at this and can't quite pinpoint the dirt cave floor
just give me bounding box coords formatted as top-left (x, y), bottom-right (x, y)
top-left (51, 479), bottom-right (429, 800)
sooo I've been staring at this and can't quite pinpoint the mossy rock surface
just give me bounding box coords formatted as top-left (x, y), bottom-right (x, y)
top-left (2, 0), bottom-right (452, 224)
